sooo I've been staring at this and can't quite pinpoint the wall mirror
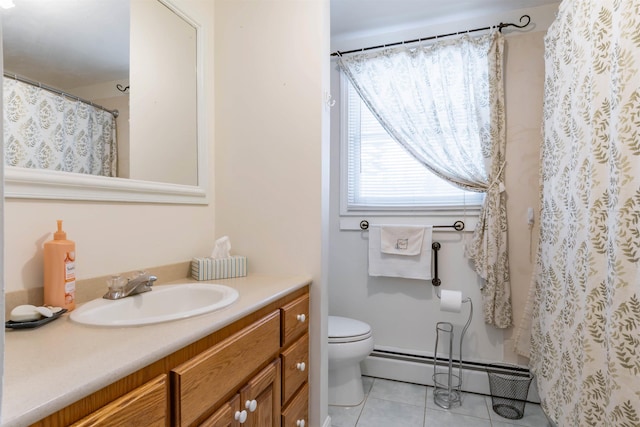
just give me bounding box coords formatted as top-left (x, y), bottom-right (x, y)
top-left (1, 0), bottom-right (207, 204)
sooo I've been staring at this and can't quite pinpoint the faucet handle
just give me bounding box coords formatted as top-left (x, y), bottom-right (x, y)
top-left (103, 275), bottom-right (125, 299)
top-left (148, 275), bottom-right (158, 286)
top-left (107, 275), bottom-right (124, 291)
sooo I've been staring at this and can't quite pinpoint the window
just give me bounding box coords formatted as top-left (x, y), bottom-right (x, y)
top-left (341, 76), bottom-right (484, 214)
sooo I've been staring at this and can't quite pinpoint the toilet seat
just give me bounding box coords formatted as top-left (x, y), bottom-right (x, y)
top-left (329, 316), bottom-right (372, 344)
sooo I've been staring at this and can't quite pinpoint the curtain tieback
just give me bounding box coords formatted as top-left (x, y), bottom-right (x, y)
top-left (487, 161), bottom-right (507, 193)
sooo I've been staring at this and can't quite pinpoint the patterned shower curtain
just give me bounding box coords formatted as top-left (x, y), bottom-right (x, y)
top-left (530, 1), bottom-right (640, 426)
top-left (3, 77), bottom-right (117, 177)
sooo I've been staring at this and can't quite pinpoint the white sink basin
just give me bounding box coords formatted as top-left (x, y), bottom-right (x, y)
top-left (70, 283), bottom-right (239, 327)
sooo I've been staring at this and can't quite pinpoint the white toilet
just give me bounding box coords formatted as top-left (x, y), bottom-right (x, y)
top-left (328, 315), bottom-right (374, 406)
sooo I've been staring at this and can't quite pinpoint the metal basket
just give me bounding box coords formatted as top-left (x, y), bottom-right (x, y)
top-left (486, 368), bottom-right (534, 419)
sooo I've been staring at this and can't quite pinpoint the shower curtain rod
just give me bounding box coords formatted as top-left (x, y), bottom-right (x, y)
top-left (330, 14), bottom-right (531, 57)
top-left (3, 72), bottom-right (119, 118)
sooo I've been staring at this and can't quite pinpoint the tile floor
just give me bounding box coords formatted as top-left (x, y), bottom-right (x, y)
top-left (329, 376), bottom-right (550, 427)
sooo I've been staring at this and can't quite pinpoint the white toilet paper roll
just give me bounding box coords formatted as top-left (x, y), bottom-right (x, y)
top-left (440, 290), bottom-right (463, 313)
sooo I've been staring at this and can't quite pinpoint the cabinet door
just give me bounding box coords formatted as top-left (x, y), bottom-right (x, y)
top-left (281, 383), bottom-right (308, 427)
top-left (280, 334), bottom-right (308, 405)
top-left (172, 311), bottom-right (280, 426)
top-left (199, 394), bottom-right (241, 427)
top-left (70, 375), bottom-right (167, 427)
top-left (240, 359), bottom-right (281, 427)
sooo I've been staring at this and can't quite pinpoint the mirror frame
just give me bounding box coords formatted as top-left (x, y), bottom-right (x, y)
top-left (4, 0), bottom-right (208, 205)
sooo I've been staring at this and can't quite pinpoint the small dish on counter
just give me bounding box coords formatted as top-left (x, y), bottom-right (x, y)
top-left (5, 309), bottom-right (68, 330)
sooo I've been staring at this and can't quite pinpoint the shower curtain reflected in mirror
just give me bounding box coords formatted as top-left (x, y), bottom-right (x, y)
top-left (3, 77), bottom-right (117, 177)
top-left (529, 1), bottom-right (640, 425)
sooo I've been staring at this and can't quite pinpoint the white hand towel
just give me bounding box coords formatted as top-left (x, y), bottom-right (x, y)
top-left (368, 225), bottom-right (433, 280)
top-left (380, 226), bottom-right (425, 256)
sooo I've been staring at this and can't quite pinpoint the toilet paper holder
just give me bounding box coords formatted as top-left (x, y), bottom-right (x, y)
top-left (432, 296), bottom-right (473, 409)
top-left (429, 240), bottom-right (473, 410)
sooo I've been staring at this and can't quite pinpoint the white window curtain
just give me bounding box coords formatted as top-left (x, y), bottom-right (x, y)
top-left (3, 77), bottom-right (117, 177)
top-left (338, 31), bottom-right (512, 328)
top-left (343, 77), bottom-right (486, 210)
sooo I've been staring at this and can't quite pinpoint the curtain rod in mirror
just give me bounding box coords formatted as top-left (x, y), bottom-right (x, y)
top-left (3, 72), bottom-right (120, 117)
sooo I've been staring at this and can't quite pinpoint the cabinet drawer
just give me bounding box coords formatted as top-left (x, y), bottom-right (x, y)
top-left (71, 375), bottom-right (167, 427)
top-left (172, 311), bottom-right (280, 427)
top-left (281, 294), bottom-right (309, 347)
top-left (281, 382), bottom-right (308, 427)
top-left (280, 333), bottom-right (309, 405)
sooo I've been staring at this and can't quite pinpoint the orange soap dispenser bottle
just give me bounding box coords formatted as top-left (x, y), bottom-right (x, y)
top-left (44, 220), bottom-right (76, 311)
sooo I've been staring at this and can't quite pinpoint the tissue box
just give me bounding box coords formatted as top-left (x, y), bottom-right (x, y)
top-left (191, 256), bottom-right (248, 280)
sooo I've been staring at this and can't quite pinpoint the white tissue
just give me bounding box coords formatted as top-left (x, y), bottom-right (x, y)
top-left (440, 290), bottom-right (463, 313)
top-left (211, 236), bottom-right (231, 259)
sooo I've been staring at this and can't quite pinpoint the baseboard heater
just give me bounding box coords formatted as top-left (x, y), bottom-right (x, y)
top-left (361, 348), bottom-right (540, 403)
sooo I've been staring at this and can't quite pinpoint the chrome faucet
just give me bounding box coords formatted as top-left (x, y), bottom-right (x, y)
top-left (103, 272), bottom-right (158, 300)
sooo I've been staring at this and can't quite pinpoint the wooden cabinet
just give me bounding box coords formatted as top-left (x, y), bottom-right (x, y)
top-left (31, 286), bottom-right (309, 427)
top-left (171, 311), bottom-right (280, 426)
top-left (70, 375), bottom-right (168, 427)
top-left (200, 360), bottom-right (280, 427)
top-left (280, 294), bottom-right (309, 427)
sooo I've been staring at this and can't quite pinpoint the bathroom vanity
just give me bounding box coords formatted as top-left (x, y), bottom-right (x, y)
top-left (2, 275), bottom-right (310, 427)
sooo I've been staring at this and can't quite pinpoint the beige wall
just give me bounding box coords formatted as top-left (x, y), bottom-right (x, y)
top-left (5, 201), bottom-right (215, 292)
top-left (214, 0), bottom-right (324, 276)
top-left (213, 1), bottom-right (329, 425)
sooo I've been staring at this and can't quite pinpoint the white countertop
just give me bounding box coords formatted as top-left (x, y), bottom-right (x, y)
top-left (1, 274), bottom-right (311, 427)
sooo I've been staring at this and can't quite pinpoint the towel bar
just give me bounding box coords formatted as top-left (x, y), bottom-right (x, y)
top-left (358, 220), bottom-right (465, 231)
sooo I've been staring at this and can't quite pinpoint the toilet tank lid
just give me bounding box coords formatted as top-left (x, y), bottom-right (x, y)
top-left (328, 316), bottom-right (371, 338)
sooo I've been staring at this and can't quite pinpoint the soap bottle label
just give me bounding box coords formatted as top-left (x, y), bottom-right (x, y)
top-left (64, 251), bottom-right (76, 305)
